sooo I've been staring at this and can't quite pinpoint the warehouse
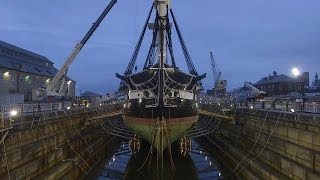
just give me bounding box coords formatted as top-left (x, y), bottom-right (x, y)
top-left (0, 40), bottom-right (75, 103)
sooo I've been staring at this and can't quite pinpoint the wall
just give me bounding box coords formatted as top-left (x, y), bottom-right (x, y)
top-left (200, 107), bottom-right (320, 179)
top-left (0, 103), bottom-right (122, 179)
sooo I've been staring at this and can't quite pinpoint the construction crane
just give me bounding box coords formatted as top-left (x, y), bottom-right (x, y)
top-left (210, 51), bottom-right (227, 96)
top-left (244, 81), bottom-right (267, 100)
top-left (98, 91), bottom-right (125, 104)
top-left (37, 0), bottom-right (117, 100)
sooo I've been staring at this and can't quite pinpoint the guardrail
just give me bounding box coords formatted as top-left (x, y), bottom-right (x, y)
top-left (0, 102), bottom-right (73, 115)
top-left (200, 100), bottom-right (320, 114)
top-left (296, 102), bottom-right (320, 113)
top-left (0, 102), bottom-right (122, 132)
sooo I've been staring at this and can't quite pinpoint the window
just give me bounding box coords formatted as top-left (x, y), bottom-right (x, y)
top-left (8, 49), bottom-right (13, 56)
top-left (46, 70), bottom-right (52, 75)
top-left (0, 46), bottom-right (5, 54)
top-left (279, 84), bottom-right (283, 91)
top-left (5, 48), bottom-right (10, 55)
top-left (10, 74), bottom-right (15, 81)
top-left (34, 67), bottom-right (41, 72)
top-left (298, 84), bottom-right (302, 90)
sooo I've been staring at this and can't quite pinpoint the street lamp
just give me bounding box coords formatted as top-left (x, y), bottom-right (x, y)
top-left (10, 110), bottom-right (18, 126)
top-left (291, 67), bottom-right (300, 77)
top-left (10, 110), bottom-right (18, 116)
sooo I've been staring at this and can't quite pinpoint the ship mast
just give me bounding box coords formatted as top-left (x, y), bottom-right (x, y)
top-left (154, 0), bottom-right (170, 111)
top-left (155, 0), bottom-right (169, 64)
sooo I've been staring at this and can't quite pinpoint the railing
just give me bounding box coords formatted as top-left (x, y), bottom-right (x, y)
top-left (296, 102), bottom-right (320, 113)
top-left (0, 102), bottom-right (73, 116)
top-left (200, 102), bottom-right (320, 127)
top-left (199, 99), bottom-right (320, 114)
top-left (0, 102), bottom-right (122, 132)
top-left (238, 101), bottom-right (320, 114)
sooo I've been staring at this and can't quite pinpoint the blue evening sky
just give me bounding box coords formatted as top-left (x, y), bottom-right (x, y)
top-left (1, 0), bottom-right (319, 94)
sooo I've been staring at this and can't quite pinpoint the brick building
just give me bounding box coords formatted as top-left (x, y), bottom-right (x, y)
top-left (254, 73), bottom-right (305, 96)
top-left (0, 40), bottom-right (75, 102)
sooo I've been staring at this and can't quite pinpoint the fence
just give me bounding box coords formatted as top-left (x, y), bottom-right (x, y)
top-left (239, 101), bottom-right (320, 114)
top-left (0, 102), bottom-right (122, 132)
top-left (0, 102), bottom-right (73, 116)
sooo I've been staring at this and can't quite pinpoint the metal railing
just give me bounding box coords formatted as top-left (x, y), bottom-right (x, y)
top-left (240, 101), bottom-right (320, 114)
top-left (0, 102), bottom-right (73, 115)
top-left (0, 102), bottom-right (122, 132)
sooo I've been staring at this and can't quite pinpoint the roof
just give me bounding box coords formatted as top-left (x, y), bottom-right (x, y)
top-left (0, 54), bottom-right (72, 80)
top-left (255, 74), bottom-right (302, 86)
top-left (0, 54), bottom-right (58, 77)
top-left (0, 40), bottom-right (73, 81)
top-left (0, 40), bottom-right (53, 64)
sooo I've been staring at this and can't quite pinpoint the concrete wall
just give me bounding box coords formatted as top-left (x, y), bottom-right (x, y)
top-left (200, 108), bottom-right (320, 180)
top-left (0, 104), bottom-right (122, 179)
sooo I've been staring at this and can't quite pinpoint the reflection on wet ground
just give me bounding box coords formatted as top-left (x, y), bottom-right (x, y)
top-left (97, 140), bottom-right (224, 180)
top-left (190, 140), bottom-right (222, 179)
top-left (97, 143), bottom-right (131, 179)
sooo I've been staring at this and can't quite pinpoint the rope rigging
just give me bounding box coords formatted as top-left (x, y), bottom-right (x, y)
top-left (166, 7), bottom-right (177, 68)
top-left (143, 12), bottom-right (159, 69)
top-left (169, 9), bottom-right (198, 76)
top-left (125, 3), bottom-right (154, 76)
top-left (124, 7), bottom-right (200, 78)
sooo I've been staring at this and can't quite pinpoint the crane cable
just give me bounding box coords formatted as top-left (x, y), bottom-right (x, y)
top-left (232, 109), bottom-right (271, 173)
top-left (1, 131), bottom-right (10, 180)
top-left (234, 109), bottom-right (286, 174)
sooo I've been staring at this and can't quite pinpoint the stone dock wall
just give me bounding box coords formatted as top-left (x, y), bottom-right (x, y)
top-left (0, 104), bottom-right (122, 180)
top-left (200, 107), bottom-right (320, 180)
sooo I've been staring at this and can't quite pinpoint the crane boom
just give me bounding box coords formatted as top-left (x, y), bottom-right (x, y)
top-left (209, 51), bottom-right (227, 96)
top-left (46, 0), bottom-right (117, 96)
top-left (244, 82), bottom-right (266, 95)
top-left (210, 51), bottom-right (219, 83)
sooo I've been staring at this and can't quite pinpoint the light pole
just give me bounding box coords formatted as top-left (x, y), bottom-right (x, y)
top-left (10, 110), bottom-right (18, 126)
top-left (79, 89), bottom-right (82, 107)
top-left (291, 67), bottom-right (300, 77)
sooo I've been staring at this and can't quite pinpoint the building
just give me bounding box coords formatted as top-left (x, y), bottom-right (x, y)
top-left (0, 40), bottom-right (75, 102)
top-left (312, 73), bottom-right (319, 90)
top-left (313, 72), bottom-right (319, 87)
top-left (80, 91), bottom-right (101, 104)
top-left (254, 73), bottom-right (305, 96)
top-left (298, 72), bottom-right (309, 87)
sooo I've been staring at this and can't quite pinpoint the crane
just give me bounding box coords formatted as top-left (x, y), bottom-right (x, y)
top-left (210, 51), bottom-right (227, 96)
top-left (98, 91), bottom-right (125, 104)
top-left (38, 0), bottom-right (117, 100)
top-left (244, 81), bottom-right (266, 100)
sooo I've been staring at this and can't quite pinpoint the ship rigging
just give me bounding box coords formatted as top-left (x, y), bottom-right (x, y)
top-left (116, 0), bottom-right (206, 152)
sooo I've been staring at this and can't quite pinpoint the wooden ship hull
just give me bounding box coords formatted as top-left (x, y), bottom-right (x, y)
top-left (123, 115), bottom-right (198, 152)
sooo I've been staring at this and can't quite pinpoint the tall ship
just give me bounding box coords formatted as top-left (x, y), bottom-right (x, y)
top-left (117, 0), bottom-right (206, 152)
